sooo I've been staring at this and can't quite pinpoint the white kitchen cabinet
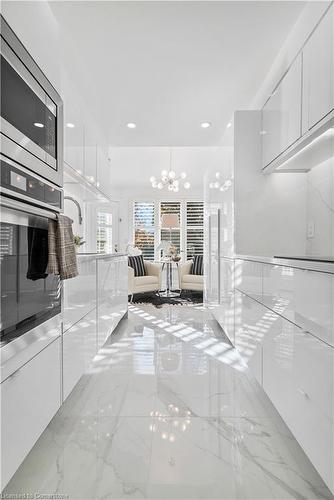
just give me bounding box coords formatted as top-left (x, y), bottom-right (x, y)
top-left (113, 256), bottom-right (129, 318)
top-left (62, 308), bottom-right (97, 401)
top-left (97, 257), bottom-right (115, 349)
top-left (84, 125), bottom-right (97, 184)
top-left (64, 122), bottom-right (84, 174)
top-left (262, 264), bottom-right (334, 347)
top-left (1, 339), bottom-right (61, 489)
top-left (262, 55), bottom-right (302, 167)
top-left (63, 96), bottom-right (85, 174)
top-left (235, 259), bottom-right (263, 301)
top-left (213, 258), bottom-right (235, 344)
top-left (97, 144), bottom-right (111, 193)
top-left (263, 317), bottom-right (334, 492)
top-left (302, 4), bottom-right (334, 132)
top-left (62, 68), bottom-right (85, 173)
top-left (63, 255), bottom-right (127, 399)
top-left (234, 290), bottom-right (270, 385)
top-left (63, 256), bottom-right (97, 333)
top-left (205, 209), bottom-right (220, 306)
top-left (97, 256), bottom-right (128, 349)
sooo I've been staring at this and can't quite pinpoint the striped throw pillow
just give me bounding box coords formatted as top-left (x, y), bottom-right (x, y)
top-left (128, 255), bottom-right (146, 277)
top-left (191, 255), bottom-right (203, 275)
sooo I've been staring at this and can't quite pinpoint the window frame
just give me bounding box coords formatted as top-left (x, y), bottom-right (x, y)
top-left (96, 209), bottom-right (113, 254)
top-left (158, 200), bottom-right (182, 257)
top-left (185, 201), bottom-right (204, 260)
top-left (133, 201), bottom-right (156, 261)
top-left (132, 199), bottom-right (204, 262)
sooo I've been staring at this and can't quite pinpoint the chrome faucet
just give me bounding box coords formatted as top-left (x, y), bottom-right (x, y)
top-left (64, 196), bottom-right (83, 225)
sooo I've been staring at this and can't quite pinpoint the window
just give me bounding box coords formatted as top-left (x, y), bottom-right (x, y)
top-left (132, 200), bottom-right (204, 261)
top-left (97, 210), bottom-right (112, 253)
top-left (160, 201), bottom-right (181, 254)
top-left (186, 201), bottom-right (204, 259)
top-left (133, 202), bottom-right (155, 260)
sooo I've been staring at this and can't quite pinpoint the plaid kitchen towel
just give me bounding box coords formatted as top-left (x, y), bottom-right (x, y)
top-left (48, 215), bottom-right (78, 280)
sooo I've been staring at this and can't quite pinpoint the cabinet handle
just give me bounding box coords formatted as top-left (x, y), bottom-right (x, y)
top-left (297, 388), bottom-right (309, 399)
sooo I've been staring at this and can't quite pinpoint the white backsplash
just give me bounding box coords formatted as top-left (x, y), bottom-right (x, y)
top-left (305, 157), bottom-right (334, 257)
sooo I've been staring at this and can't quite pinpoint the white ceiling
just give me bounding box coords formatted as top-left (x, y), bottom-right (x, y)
top-left (107, 147), bottom-right (230, 190)
top-left (50, 1), bottom-right (305, 147)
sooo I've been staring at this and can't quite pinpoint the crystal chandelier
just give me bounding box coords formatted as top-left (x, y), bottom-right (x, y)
top-left (150, 150), bottom-right (190, 192)
top-left (209, 172), bottom-right (232, 191)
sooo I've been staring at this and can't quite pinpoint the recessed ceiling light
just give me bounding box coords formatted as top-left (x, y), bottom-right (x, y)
top-left (127, 122), bottom-right (136, 129)
top-left (201, 122), bottom-right (211, 129)
top-left (33, 122), bottom-right (44, 128)
top-left (226, 122), bottom-right (232, 128)
top-left (66, 123), bottom-right (75, 128)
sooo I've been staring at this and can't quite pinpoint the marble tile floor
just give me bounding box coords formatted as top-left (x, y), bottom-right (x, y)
top-left (4, 304), bottom-right (333, 499)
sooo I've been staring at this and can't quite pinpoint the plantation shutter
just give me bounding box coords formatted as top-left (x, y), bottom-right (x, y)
top-left (160, 201), bottom-right (181, 253)
top-left (133, 202), bottom-right (155, 260)
top-left (186, 201), bottom-right (204, 259)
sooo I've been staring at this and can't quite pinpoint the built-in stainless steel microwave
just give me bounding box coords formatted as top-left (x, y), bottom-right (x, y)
top-left (0, 15), bottom-right (63, 187)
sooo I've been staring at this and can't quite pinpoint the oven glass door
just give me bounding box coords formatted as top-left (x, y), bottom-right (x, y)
top-left (0, 206), bottom-right (61, 345)
top-left (0, 53), bottom-right (57, 163)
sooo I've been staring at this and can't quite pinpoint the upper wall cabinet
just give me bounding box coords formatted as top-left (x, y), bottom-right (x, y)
top-left (262, 55), bottom-right (302, 168)
top-left (62, 71), bottom-right (85, 174)
top-left (262, 4), bottom-right (334, 173)
top-left (302, 4), bottom-right (334, 132)
top-left (64, 106), bottom-right (84, 174)
top-left (97, 144), bottom-right (111, 192)
top-left (84, 125), bottom-right (97, 184)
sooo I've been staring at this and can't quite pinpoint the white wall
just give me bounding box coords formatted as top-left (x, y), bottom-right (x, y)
top-left (234, 111), bottom-right (307, 258)
top-left (305, 157), bottom-right (334, 257)
top-left (233, 110), bottom-right (334, 259)
top-left (107, 146), bottom-right (227, 252)
top-left (117, 186), bottom-right (203, 253)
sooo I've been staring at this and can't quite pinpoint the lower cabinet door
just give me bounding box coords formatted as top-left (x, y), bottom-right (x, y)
top-left (262, 263), bottom-right (334, 347)
top-left (63, 256), bottom-right (97, 333)
top-left (1, 338), bottom-right (61, 489)
top-left (234, 259), bottom-right (263, 301)
top-left (216, 258), bottom-right (235, 344)
top-left (234, 291), bottom-right (271, 385)
top-left (97, 258), bottom-right (116, 349)
top-left (97, 257), bottom-right (128, 349)
top-left (62, 309), bottom-right (97, 401)
top-left (263, 318), bottom-right (334, 492)
top-left (213, 299), bottom-right (235, 346)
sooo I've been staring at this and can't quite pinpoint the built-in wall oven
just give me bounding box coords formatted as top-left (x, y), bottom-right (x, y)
top-left (0, 156), bottom-right (63, 352)
top-left (0, 15), bottom-right (63, 187)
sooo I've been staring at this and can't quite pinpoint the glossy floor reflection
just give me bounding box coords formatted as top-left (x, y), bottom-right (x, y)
top-left (4, 304), bottom-right (333, 499)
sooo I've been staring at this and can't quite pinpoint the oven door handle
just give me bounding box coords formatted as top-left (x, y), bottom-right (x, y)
top-left (1, 196), bottom-right (58, 220)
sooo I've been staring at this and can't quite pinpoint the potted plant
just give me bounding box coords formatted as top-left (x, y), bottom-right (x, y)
top-left (73, 235), bottom-right (85, 251)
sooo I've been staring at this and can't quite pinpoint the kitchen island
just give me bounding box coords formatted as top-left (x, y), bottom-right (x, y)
top-left (62, 252), bottom-right (128, 399)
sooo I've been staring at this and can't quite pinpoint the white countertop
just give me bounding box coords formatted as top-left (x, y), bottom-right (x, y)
top-left (224, 254), bottom-right (334, 274)
top-left (77, 252), bottom-right (127, 259)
